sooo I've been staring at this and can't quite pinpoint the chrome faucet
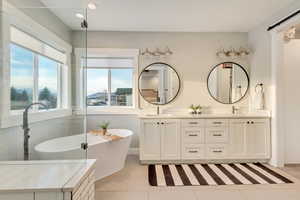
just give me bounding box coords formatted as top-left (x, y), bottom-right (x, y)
top-left (232, 106), bottom-right (239, 114)
top-left (23, 102), bottom-right (48, 160)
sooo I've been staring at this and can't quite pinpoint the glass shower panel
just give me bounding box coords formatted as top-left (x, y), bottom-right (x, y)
top-left (0, 3), bottom-right (88, 163)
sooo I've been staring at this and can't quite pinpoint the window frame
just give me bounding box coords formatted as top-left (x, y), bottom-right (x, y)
top-left (75, 48), bottom-right (140, 115)
top-left (0, 1), bottom-right (73, 128)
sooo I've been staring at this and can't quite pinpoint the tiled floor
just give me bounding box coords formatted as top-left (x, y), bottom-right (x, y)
top-left (95, 155), bottom-right (300, 200)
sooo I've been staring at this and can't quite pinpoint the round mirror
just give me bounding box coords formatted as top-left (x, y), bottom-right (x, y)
top-left (138, 62), bottom-right (180, 105)
top-left (207, 62), bottom-right (249, 104)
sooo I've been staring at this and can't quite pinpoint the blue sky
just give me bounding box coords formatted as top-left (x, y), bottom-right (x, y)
top-left (11, 44), bottom-right (58, 93)
top-left (86, 68), bottom-right (133, 95)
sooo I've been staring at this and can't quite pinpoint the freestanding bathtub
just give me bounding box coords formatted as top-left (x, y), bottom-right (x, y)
top-left (34, 129), bottom-right (133, 180)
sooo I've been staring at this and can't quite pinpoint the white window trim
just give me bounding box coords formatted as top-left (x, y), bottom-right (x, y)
top-left (74, 48), bottom-right (140, 115)
top-left (0, 1), bottom-right (73, 128)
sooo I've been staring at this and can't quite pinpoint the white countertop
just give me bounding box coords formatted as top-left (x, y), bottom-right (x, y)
top-left (139, 112), bottom-right (271, 119)
top-left (0, 159), bottom-right (96, 193)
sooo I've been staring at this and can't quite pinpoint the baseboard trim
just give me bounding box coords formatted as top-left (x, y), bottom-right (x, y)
top-left (128, 148), bottom-right (139, 155)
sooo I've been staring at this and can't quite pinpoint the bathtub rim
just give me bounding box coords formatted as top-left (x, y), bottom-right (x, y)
top-left (34, 129), bottom-right (133, 153)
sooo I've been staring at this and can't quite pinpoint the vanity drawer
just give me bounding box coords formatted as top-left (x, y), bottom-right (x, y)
top-left (206, 145), bottom-right (227, 158)
top-left (205, 119), bottom-right (228, 127)
top-left (182, 144), bottom-right (205, 159)
top-left (205, 127), bottom-right (228, 143)
top-left (181, 119), bottom-right (204, 127)
top-left (182, 127), bottom-right (205, 144)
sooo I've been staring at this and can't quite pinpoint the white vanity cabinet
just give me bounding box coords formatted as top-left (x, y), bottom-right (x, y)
top-left (181, 119), bottom-right (205, 160)
top-left (161, 119), bottom-right (181, 160)
top-left (139, 115), bottom-right (271, 163)
top-left (229, 119), bottom-right (270, 159)
top-left (140, 119), bottom-right (180, 161)
top-left (140, 119), bottom-right (161, 160)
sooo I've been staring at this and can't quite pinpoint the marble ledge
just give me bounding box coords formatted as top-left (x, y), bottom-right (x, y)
top-left (0, 159), bottom-right (96, 193)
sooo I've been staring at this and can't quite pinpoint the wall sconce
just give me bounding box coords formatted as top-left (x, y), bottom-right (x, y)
top-left (141, 47), bottom-right (173, 57)
top-left (216, 47), bottom-right (250, 58)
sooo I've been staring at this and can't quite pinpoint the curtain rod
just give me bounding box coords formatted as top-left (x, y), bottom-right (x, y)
top-left (267, 9), bottom-right (300, 31)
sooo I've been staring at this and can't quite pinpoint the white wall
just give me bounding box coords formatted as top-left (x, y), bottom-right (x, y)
top-left (72, 31), bottom-right (249, 148)
top-left (72, 31), bottom-right (249, 109)
top-left (0, 117), bottom-right (76, 160)
top-left (283, 39), bottom-right (300, 164)
top-left (7, 0), bottom-right (72, 43)
top-left (248, 0), bottom-right (300, 166)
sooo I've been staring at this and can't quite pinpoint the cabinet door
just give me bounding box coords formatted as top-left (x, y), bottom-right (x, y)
top-left (161, 119), bottom-right (181, 160)
top-left (245, 119), bottom-right (270, 159)
top-left (140, 119), bottom-right (161, 160)
top-left (0, 193), bottom-right (34, 200)
top-left (229, 119), bottom-right (247, 158)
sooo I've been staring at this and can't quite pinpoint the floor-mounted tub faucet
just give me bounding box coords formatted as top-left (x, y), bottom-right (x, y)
top-left (23, 102), bottom-right (48, 160)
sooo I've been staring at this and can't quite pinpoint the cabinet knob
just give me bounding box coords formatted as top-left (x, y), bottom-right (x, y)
top-left (157, 122), bottom-right (160, 125)
top-left (251, 121), bottom-right (254, 124)
top-left (247, 121), bottom-right (250, 124)
top-left (161, 122), bottom-right (164, 125)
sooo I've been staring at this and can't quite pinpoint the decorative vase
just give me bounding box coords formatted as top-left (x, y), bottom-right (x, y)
top-left (102, 128), bottom-right (107, 135)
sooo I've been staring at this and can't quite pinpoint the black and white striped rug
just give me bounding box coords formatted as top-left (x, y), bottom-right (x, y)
top-left (148, 163), bottom-right (294, 186)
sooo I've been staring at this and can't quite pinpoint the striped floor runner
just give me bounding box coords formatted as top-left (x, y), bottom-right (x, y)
top-left (148, 163), bottom-right (294, 186)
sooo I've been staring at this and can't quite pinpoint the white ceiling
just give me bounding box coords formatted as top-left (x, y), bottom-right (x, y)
top-left (40, 0), bottom-right (295, 32)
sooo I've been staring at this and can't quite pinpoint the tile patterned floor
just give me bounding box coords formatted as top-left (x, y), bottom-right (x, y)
top-left (95, 156), bottom-right (300, 200)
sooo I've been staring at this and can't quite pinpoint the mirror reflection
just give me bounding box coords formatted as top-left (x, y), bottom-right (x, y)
top-left (139, 63), bottom-right (180, 105)
top-left (207, 62), bottom-right (249, 104)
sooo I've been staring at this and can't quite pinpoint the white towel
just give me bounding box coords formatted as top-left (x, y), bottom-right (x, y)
top-left (253, 88), bottom-right (265, 110)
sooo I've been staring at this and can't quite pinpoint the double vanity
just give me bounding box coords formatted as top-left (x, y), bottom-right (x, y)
top-left (139, 113), bottom-right (270, 163)
top-left (138, 61), bottom-right (269, 164)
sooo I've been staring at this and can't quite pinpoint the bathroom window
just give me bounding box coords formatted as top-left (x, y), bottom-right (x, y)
top-left (10, 27), bottom-right (65, 111)
top-left (86, 57), bottom-right (134, 107)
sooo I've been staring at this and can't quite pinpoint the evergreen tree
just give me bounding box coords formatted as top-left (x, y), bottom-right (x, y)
top-left (39, 87), bottom-right (51, 101)
top-left (20, 90), bottom-right (29, 101)
top-left (39, 87), bottom-right (57, 108)
top-left (11, 87), bottom-right (17, 101)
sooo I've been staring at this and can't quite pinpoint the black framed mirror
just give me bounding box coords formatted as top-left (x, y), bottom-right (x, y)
top-left (207, 62), bottom-right (249, 104)
top-left (138, 62), bottom-right (181, 105)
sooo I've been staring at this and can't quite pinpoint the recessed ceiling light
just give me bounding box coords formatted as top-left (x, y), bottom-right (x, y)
top-left (88, 2), bottom-right (97, 10)
top-left (76, 13), bottom-right (84, 19)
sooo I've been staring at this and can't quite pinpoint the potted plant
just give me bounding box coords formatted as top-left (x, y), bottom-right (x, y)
top-left (100, 121), bottom-right (110, 135)
top-left (189, 104), bottom-right (202, 114)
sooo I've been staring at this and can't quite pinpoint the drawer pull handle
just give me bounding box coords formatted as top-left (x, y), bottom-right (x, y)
top-left (189, 150), bottom-right (198, 153)
top-left (189, 122), bottom-right (198, 124)
top-left (212, 150), bottom-right (223, 153)
top-left (213, 122), bottom-right (222, 124)
top-left (188, 134), bottom-right (198, 136)
top-left (213, 134), bottom-right (222, 137)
